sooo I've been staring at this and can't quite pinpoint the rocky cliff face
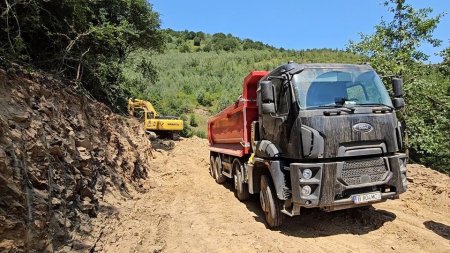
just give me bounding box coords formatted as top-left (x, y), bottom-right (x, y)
top-left (0, 68), bottom-right (153, 252)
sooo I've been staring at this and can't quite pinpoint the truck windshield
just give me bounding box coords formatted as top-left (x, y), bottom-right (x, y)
top-left (292, 68), bottom-right (393, 109)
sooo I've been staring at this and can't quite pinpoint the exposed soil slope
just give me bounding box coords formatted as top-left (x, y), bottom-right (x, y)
top-left (95, 137), bottom-right (450, 253)
top-left (0, 68), bottom-right (154, 252)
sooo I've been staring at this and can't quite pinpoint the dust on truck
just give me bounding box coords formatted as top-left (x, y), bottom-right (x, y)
top-left (207, 62), bottom-right (408, 228)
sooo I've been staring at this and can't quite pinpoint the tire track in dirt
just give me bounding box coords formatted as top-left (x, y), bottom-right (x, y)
top-left (96, 137), bottom-right (450, 253)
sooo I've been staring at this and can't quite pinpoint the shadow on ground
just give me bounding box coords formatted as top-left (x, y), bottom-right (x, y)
top-left (220, 180), bottom-right (396, 238)
top-left (424, 220), bottom-right (450, 240)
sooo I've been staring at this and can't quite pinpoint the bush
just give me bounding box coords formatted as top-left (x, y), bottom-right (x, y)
top-left (197, 92), bottom-right (214, 107)
top-left (179, 115), bottom-right (193, 138)
top-left (189, 114), bottom-right (198, 127)
top-left (193, 37), bottom-right (201, 47)
top-left (193, 130), bottom-right (207, 139)
top-left (179, 43), bottom-right (191, 53)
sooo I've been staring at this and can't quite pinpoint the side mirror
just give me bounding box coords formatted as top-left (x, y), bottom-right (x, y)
top-left (260, 81), bottom-right (274, 103)
top-left (392, 78), bottom-right (404, 97)
top-left (392, 97), bottom-right (405, 109)
top-left (262, 103), bottom-right (275, 114)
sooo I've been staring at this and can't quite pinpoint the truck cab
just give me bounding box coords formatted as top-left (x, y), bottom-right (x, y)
top-left (208, 62), bottom-right (408, 228)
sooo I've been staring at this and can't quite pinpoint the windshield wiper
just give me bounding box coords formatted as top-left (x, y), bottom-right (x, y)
top-left (355, 103), bottom-right (394, 111)
top-left (307, 105), bottom-right (355, 114)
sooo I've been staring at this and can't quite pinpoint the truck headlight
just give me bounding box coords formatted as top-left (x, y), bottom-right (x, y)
top-left (302, 169), bottom-right (313, 179)
top-left (301, 185), bottom-right (312, 196)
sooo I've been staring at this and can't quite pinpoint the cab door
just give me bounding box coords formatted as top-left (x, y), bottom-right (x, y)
top-left (273, 80), bottom-right (292, 151)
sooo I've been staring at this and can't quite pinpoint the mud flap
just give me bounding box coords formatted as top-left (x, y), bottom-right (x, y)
top-left (269, 161), bottom-right (287, 200)
top-left (247, 160), bottom-right (287, 201)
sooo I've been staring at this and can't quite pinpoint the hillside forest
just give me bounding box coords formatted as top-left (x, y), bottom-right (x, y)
top-left (0, 0), bottom-right (448, 174)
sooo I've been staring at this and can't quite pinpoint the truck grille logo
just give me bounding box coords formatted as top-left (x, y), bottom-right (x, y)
top-left (353, 123), bottom-right (373, 133)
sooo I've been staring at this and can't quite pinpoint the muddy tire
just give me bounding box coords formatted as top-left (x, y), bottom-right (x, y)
top-left (260, 174), bottom-right (283, 228)
top-left (214, 156), bottom-right (226, 184)
top-left (233, 160), bottom-right (249, 201)
top-left (209, 154), bottom-right (215, 178)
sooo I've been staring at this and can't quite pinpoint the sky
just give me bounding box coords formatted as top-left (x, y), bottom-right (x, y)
top-left (150, 0), bottom-right (449, 63)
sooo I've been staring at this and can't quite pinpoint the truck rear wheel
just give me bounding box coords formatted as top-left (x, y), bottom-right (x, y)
top-left (233, 160), bottom-right (249, 201)
top-left (214, 156), bottom-right (226, 184)
top-left (260, 174), bottom-right (283, 228)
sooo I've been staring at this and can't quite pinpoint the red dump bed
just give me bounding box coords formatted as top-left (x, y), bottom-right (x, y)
top-left (208, 71), bottom-right (268, 157)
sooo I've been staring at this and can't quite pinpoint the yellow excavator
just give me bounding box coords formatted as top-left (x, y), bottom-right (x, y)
top-left (127, 98), bottom-right (184, 139)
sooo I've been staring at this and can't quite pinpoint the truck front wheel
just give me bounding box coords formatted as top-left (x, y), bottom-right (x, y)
top-left (260, 174), bottom-right (283, 228)
top-left (233, 160), bottom-right (249, 201)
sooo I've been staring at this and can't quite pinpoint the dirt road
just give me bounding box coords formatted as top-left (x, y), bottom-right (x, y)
top-left (94, 137), bottom-right (450, 253)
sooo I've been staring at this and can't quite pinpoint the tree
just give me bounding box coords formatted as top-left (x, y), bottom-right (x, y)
top-left (0, 0), bottom-right (165, 111)
top-left (348, 0), bottom-right (449, 173)
top-left (347, 0), bottom-right (444, 76)
top-left (193, 37), bottom-right (201, 47)
top-left (195, 31), bottom-right (205, 40)
top-left (439, 42), bottom-right (450, 74)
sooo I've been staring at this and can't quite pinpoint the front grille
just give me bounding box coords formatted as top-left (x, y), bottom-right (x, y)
top-left (341, 158), bottom-right (387, 186)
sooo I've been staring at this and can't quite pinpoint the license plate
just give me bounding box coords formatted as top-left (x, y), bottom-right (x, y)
top-left (353, 192), bottom-right (382, 204)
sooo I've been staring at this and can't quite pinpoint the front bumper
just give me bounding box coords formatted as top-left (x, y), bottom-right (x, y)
top-left (289, 153), bottom-right (408, 209)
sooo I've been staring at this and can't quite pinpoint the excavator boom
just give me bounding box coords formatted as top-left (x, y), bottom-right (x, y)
top-left (128, 98), bottom-right (159, 117)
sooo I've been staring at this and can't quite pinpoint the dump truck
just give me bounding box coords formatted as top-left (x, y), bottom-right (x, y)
top-left (208, 62), bottom-right (408, 228)
top-left (128, 98), bottom-right (183, 139)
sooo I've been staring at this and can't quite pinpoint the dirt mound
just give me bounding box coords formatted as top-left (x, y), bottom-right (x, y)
top-left (96, 138), bottom-right (450, 253)
top-left (0, 68), bottom-right (154, 252)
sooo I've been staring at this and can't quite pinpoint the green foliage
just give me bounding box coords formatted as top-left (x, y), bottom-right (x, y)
top-left (347, 0), bottom-right (444, 76)
top-left (193, 129), bottom-right (207, 139)
top-left (405, 74), bottom-right (449, 173)
top-left (164, 28), bottom-right (277, 53)
top-left (138, 59), bottom-right (159, 83)
top-left (121, 30), bottom-right (364, 148)
top-left (189, 114), bottom-right (198, 127)
top-left (209, 33), bottom-right (241, 52)
top-left (0, 0), bottom-right (164, 112)
top-left (347, 0), bottom-right (449, 173)
top-left (193, 37), bottom-right (201, 47)
top-left (197, 92), bottom-right (214, 107)
top-left (122, 45), bottom-right (360, 118)
top-left (179, 115), bottom-right (193, 138)
top-left (439, 41), bottom-right (450, 75)
top-left (179, 42), bottom-right (191, 53)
